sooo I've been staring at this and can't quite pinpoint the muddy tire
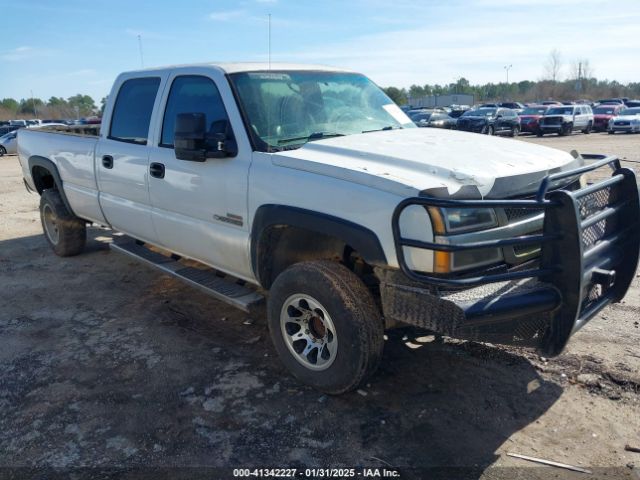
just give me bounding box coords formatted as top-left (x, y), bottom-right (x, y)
top-left (39, 189), bottom-right (86, 257)
top-left (267, 260), bottom-right (384, 394)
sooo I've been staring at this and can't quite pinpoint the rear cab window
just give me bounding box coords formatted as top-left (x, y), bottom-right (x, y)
top-left (109, 77), bottom-right (161, 145)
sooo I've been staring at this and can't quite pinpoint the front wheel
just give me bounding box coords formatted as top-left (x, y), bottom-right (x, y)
top-left (267, 260), bottom-right (384, 394)
top-left (559, 123), bottom-right (572, 136)
top-left (486, 125), bottom-right (495, 136)
top-left (608, 130), bottom-right (615, 135)
top-left (0, 146), bottom-right (6, 156)
top-left (39, 189), bottom-right (86, 256)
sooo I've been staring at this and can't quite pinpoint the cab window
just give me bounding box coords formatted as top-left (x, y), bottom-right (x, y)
top-left (109, 77), bottom-right (161, 144)
top-left (160, 75), bottom-right (231, 148)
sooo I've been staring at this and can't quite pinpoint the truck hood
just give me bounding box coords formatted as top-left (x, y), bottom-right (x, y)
top-left (272, 128), bottom-right (581, 199)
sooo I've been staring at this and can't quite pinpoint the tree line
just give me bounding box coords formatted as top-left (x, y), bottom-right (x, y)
top-left (0, 95), bottom-right (104, 121)
top-left (383, 51), bottom-right (640, 106)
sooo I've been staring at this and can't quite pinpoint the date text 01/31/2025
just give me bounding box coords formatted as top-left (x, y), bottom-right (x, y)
top-left (232, 468), bottom-right (401, 478)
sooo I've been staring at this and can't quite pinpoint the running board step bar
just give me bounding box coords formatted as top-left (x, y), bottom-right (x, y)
top-left (110, 237), bottom-right (264, 313)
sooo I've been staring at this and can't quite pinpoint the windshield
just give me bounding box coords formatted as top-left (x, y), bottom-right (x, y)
top-left (462, 108), bottom-right (496, 117)
top-left (229, 71), bottom-right (415, 151)
top-left (594, 107), bottom-right (616, 115)
top-left (521, 107), bottom-right (546, 115)
top-left (547, 107), bottom-right (574, 115)
top-left (620, 108), bottom-right (640, 116)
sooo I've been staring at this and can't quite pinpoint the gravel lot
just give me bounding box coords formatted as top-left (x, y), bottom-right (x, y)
top-left (1, 132), bottom-right (639, 479)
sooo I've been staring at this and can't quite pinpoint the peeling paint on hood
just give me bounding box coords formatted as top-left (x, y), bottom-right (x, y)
top-left (272, 128), bottom-right (581, 198)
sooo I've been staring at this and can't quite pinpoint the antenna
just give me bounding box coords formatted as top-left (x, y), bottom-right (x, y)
top-left (137, 34), bottom-right (144, 68)
top-left (268, 13), bottom-right (271, 70)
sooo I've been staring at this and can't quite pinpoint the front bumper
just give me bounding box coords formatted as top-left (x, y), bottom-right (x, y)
top-left (457, 123), bottom-right (486, 133)
top-left (610, 124), bottom-right (640, 133)
top-left (386, 156), bottom-right (640, 356)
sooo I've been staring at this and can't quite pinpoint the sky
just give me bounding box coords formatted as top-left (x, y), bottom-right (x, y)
top-left (1, 0), bottom-right (639, 103)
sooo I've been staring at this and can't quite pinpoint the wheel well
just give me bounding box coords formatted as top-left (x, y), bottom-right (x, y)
top-left (255, 225), bottom-right (376, 291)
top-left (31, 165), bottom-right (56, 194)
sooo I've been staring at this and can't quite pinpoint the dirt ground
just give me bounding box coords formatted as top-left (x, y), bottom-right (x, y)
top-left (1, 132), bottom-right (640, 480)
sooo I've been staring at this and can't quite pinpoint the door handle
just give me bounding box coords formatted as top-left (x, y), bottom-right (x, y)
top-left (102, 155), bottom-right (113, 169)
top-left (149, 162), bottom-right (165, 179)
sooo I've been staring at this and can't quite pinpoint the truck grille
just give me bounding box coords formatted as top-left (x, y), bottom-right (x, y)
top-left (543, 117), bottom-right (562, 125)
top-left (578, 186), bottom-right (610, 248)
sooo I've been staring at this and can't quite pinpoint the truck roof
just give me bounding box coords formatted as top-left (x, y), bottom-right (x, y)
top-left (121, 62), bottom-right (353, 76)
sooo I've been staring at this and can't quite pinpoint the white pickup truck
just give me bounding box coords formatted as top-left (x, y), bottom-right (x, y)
top-left (18, 63), bottom-right (640, 394)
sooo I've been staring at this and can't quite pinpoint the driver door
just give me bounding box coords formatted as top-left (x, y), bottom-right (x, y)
top-left (146, 68), bottom-right (254, 280)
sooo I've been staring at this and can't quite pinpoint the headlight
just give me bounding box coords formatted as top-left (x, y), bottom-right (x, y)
top-left (441, 207), bottom-right (498, 233)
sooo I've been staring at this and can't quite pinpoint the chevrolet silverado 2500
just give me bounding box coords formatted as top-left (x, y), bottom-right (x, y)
top-left (17, 63), bottom-right (640, 394)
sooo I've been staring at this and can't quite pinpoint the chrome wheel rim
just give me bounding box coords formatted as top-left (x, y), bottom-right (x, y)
top-left (43, 204), bottom-right (60, 244)
top-left (280, 294), bottom-right (338, 371)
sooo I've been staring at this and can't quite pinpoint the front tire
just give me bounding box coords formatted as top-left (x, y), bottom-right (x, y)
top-left (267, 260), bottom-right (384, 394)
top-left (486, 125), bottom-right (495, 136)
top-left (39, 189), bottom-right (86, 256)
top-left (559, 123), bottom-right (572, 136)
top-left (0, 146), bottom-right (6, 156)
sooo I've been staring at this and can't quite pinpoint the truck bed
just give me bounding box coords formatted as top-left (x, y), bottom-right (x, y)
top-left (17, 128), bottom-right (107, 225)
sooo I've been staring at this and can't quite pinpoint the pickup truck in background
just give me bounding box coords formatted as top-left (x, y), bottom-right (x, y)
top-left (17, 63), bottom-right (640, 394)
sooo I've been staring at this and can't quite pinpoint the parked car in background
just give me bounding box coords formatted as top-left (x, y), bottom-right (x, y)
top-left (409, 111), bottom-right (433, 127)
top-left (518, 105), bottom-right (549, 135)
top-left (456, 107), bottom-right (520, 136)
top-left (0, 130), bottom-right (18, 155)
top-left (538, 105), bottom-right (593, 136)
top-left (625, 100), bottom-right (640, 108)
top-left (499, 102), bottom-right (525, 113)
top-left (541, 101), bottom-right (563, 106)
top-left (608, 107), bottom-right (640, 134)
top-left (0, 125), bottom-right (20, 136)
top-left (448, 105), bottom-right (471, 118)
top-left (593, 104), bottom-right (626, 132)
top-left (597, 98), bottom-right (625, 105)
top-left (423, 112), bottom-right (456, 129)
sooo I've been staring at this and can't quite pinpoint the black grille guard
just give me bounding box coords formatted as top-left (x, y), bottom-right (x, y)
top-left (391, 155), bottom-right (640, 355)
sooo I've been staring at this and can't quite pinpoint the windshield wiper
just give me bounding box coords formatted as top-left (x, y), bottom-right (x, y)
top-left (277, 131), bottom-right (344, 145)
top-left (362, 126), bottom-right (402, 133)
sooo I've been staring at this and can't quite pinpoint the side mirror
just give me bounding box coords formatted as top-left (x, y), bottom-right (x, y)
top-left (174, 113), bottom-right (237, 162)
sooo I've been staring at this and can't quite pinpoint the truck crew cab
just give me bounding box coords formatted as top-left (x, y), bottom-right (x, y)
top-left (17, 63), bottom-right (640, 394)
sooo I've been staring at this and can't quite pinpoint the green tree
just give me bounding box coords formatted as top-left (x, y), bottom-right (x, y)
top-left (383, 86), bottom-right (408, 105)
top-left (67, 94), bottom-right (96, 115)
top-left (0, 98), bottom-right (19, 113)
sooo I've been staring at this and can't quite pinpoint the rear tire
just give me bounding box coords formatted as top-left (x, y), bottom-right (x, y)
top-left (486, 125), bottom-right (495, 136)
top-left (582, 122), bottom-right (592, 134)
top-left (510, 125), bottom-right (520, 137)
top-left (267, 260), bottom-right (384, 394)
top-left (39, 189), bottom-right (86, 257)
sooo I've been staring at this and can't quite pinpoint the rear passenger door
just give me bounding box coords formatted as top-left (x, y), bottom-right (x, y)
top-left (96, 74), bottom-right (166, 243)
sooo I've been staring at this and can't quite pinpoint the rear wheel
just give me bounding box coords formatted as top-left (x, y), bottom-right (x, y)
top-left (486, 125), bottom-right (495, 136)
top-left (510, 125), bottom-right (520, 137)
top-left (582, 122), bottom-right (592, 134)
top-left (267, 260), bottom-right (384, 394)
top-left (39, 189), bottom-right (86, 256)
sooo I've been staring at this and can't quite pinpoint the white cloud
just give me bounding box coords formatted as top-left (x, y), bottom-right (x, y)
top-left (2, 46), bottom-right (34, 61)
top-left (208, 9), bottom-right (246, 21)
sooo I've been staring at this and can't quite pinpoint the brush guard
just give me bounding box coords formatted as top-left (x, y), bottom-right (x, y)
top-left (391, 155), bottom-right (640, 356)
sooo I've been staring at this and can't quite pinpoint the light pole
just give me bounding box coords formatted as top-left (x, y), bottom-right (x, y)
top-left (504, 64), bottom-right (512, 84)
top-left (503, 64), bottom-right (512, 100)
